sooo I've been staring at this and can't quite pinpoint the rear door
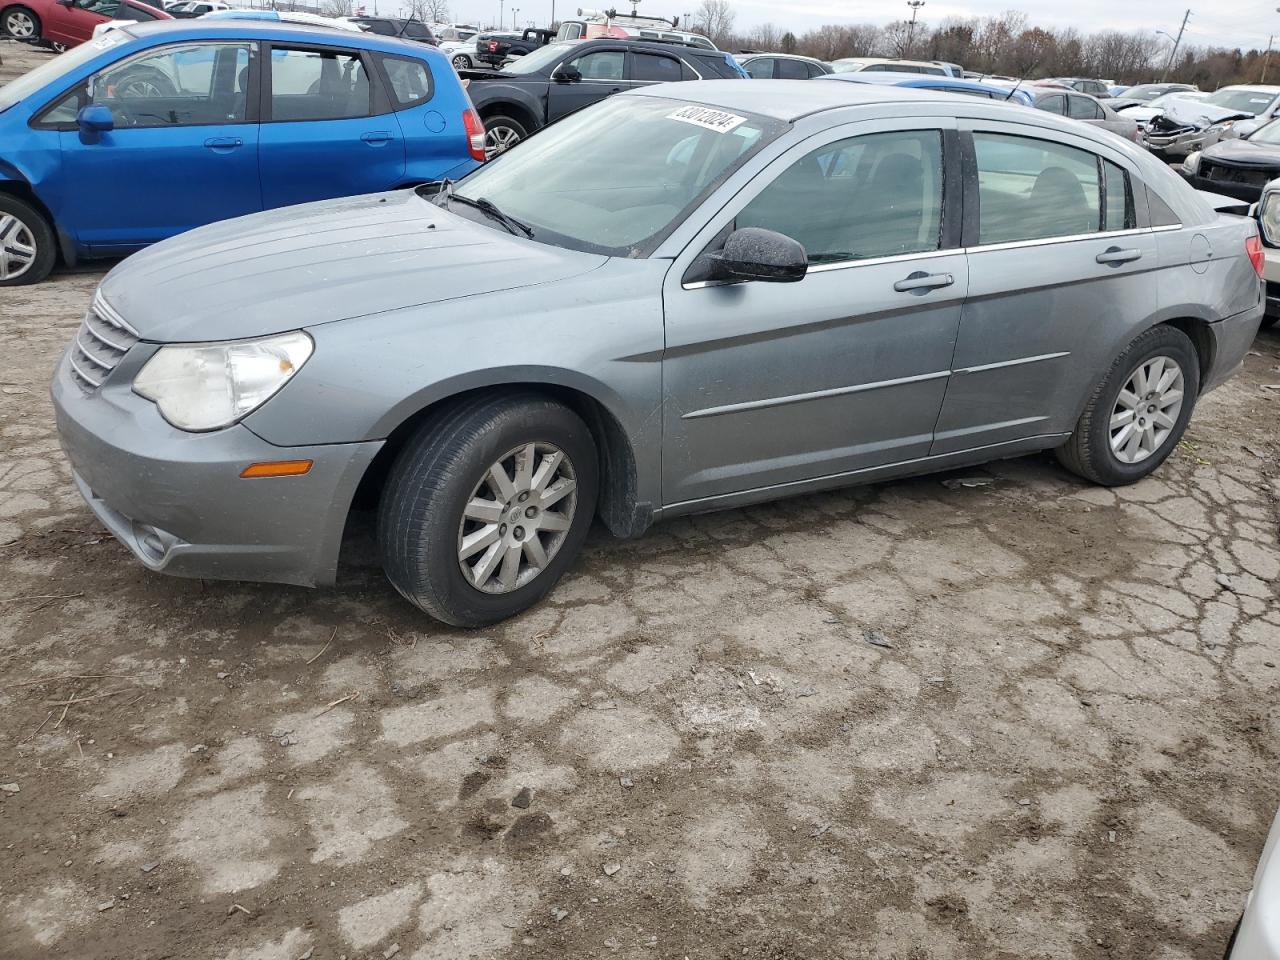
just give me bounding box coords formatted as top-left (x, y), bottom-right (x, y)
top-left (258, 43), bottom-right (407, 208)
top-left (42, 0), bottom-right (115, 45)
top-left (628, 49), bottom-right (686, 87)
top-left (46, 39), bottom-right (260, 247)
top-left (932, 122), bottom-right (1156, 453)
top-left (661, 119), bottom-right (967, 506)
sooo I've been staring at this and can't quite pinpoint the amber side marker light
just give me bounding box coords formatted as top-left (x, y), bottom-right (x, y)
top-left (239, 460), bottom-right (314, 479)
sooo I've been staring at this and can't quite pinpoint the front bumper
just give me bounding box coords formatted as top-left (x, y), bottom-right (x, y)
top-left (52, 350), bottom-right (382, 588)
top-left (1230, 808), bottom-right (1280, 960)
top-left (1266, 247), bottom-right (1280, 317)
top-left (1183, 173), bottom-right (1267, 204)
top-left (1145, 129), bottom-right (1217, 159)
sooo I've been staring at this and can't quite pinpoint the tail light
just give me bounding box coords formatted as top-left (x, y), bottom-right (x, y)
top-left (1247, 234), bottom-right (1265, 278)
top-left (489, 40), bottom-right (498, 51)
top-left (463, 108), bottom-right (486, 162)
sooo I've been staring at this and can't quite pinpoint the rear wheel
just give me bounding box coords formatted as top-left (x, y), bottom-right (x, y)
top-left (378, 394), bottom-right (598, 627)
top-left (483, 114), bottom-right (528, 160)
top-left (1, 5), bottom-right (40, 39)
top-left (1056, 325), bottom-right (1199, 485)
top-left (0, 194), bottom-right (56, 286)
top-left (451, 53), bottom-right (472, 69)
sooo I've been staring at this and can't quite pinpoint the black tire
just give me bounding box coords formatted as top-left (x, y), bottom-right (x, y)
top-left (1260, 313), bottom-right (1278, 330)
top-left (114, 67), bottom-right (176, 98)
top-left (1056, 324), bottom-right (1200, 485)
top-left (0, 193), bottom-right (57, 286)
top-left (1, 5), bottom-right (41, 40)
top-left (378, 394), bottom-right (599, 628)
top-left (482, 114), bottom-right (528, 159)
top-left (451, 53), bottom-right (472, 69)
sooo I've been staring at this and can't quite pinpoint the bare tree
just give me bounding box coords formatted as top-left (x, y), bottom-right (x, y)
top-left (321, 0), bottom-right (352, 16)
top-left (882, 20), bottom-right (914, 58)
top-left (407, 0), bottom-right (450, 24)
top-left (692, 0), bottom-right (735, 48)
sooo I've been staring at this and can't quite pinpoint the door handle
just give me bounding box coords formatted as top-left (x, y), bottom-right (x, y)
top-left (203, 137), bottom-right (242, 149)
top-left (1095, 247), bottom-right (1143, 266)
top-left (361, 131), bottom-right (394, 144)
top-left (893, 271), bottom-right (954, 293)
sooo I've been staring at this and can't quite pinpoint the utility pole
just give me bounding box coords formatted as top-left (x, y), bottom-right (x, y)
top-left (1264, 35), bottom-right (1275, 84)
top-left (905, 0), bottom-right (925, 58)
top-left (1160, 9), bottom-right (1190, 82)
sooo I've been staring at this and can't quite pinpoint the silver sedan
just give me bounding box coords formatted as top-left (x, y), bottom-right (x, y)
top-left (53, 81), bottom-right (1264, 626)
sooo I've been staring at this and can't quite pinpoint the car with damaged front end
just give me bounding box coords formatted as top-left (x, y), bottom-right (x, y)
top-left (53, 81), bottom-right (1264, 628)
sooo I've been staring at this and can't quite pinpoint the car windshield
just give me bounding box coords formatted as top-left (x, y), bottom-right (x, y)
top-left (0, 32), bottom-right (125, 113)
top-left (1146, 91), bottom-right (1205, 108)
top-left (496, 42), bottom-right (573, 74)
top-left (447, 95), bottom-right (786, 256)
top-left (1250, 119), bottom-right (1280, 145)
top-left (1205, 89), bottom-right (1278, 114)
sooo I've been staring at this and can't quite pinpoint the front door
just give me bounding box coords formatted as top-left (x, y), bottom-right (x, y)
top-left (546, 47), bottom-right (628, 123)
top-left (42, 0), bottom-right (114, 46)
top-left (258, 44), bottom-right (407, 209)
top-left (931, 123), bottom-right (1157, 453)
top-left (661, 119), bottom-right (967, 507)
top-left (48, 40), bottom-right (260, 249)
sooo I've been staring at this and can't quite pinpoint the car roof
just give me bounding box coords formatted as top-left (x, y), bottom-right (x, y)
top-left (821, 72), bottom-right (1018, 96)
top-left (623, 77), bottom-right (1036, 121)
top-left (121, 18), bottom-right (436, 54)
top-left (1217, 84), bottom-right (1280, 93)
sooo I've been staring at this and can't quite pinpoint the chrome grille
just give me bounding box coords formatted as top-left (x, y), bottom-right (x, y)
top-left (69, 294), bottom-right (139, 392)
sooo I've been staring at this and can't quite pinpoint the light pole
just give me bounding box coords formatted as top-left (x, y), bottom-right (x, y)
top-left (512, 6), bottom-right (519, 28)
top-left (905, 0), bottom-right (925, 58)
top-left (1159, 9), bottom-right (1190, 82)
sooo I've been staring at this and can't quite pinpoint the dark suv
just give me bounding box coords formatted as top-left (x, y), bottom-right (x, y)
top-left (476, 27), bottom-right (556, 67)
top-left (347, 16), bottom-right (436, 45)
top-left (463, 37), bottom-right (745, 158)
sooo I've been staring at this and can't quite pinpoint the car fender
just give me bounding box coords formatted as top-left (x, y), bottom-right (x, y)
top-left (466, 82), bottom-right (547, 126)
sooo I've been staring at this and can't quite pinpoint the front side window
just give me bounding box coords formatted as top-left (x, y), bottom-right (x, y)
top-left (449, 95), bottom-right (785, 256)
top-left (42, 41), bottom-right (251, 127)
top-left (632, 52), bottom-right (682, 83)
top-left (1037, 94), bottom-right (1066, 115)
top-left (1068, 95), bottom-right (1103, 120)
top-left (737, 129), bottom-right (945, 264)
top-left (269, 47), bottom-right (371, 121)
top-left (974, 132), bottom-right (1110, 243)
top-left (379, 55), bottom-right (432, 108)
top-left (117, 3), bottom-right (161, 21)
top-left (76, 0), bottom-right (122, 15)
top-left (571, 50), bottom-right (624, 81)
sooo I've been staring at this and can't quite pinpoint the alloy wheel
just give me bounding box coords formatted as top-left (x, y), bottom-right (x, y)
top-left (456, 442), bottom-right (577, 594)
top-left (452, 54), bottom-right (469, 69)
top-left (4, 10), bottom-right (36, 37)
top-left (0, 213), bottom-right (38, 282)
top-left (1109, 354), bottom-right (1185, 464)
top-left (484, 125), bottom-right (521, 160)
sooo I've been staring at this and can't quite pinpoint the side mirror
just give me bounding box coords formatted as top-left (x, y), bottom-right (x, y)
top-left (77, 104), bottom-right (114, 143)
top-left (552, 65), bottom-right (581, 82)
top-left (709, 227), bottom-right (807, 283)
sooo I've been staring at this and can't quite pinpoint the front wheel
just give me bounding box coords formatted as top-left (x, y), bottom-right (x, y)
top-left (483, 114), bottom-right (527, 160)
top-left (0, 193), bottom-right (56, 286)
top-left (1, 5), bottom-right (40, 39)
top-left (1056, 324), bottom-right (1200, 485)
top-left (378, 394), bottom-right (599, 627)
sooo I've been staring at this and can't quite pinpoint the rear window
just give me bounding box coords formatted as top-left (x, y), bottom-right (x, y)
top-left (695, 54), bottom-right (741, 79)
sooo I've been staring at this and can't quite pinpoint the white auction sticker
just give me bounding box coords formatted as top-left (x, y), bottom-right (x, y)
top-left (667, 105), bottom-right (747, 133)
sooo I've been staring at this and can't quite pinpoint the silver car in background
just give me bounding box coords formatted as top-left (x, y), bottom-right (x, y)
top-left (52, 81), bottom-right (1264, 626)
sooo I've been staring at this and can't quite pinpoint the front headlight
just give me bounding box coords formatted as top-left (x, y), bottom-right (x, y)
top-left (133, 331), bottom-right (313, 432)
top-left (1182, 151), bottom-right (1201, 175)
top-left (1260, 191), bottom-right (1280, 247)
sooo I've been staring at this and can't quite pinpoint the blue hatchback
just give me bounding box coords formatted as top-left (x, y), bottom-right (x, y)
top-left (0, 20), bottom-right (485, 284)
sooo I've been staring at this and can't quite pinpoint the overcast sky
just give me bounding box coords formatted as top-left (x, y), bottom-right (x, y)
top-left (419, 0), bottom-right (1275, 53)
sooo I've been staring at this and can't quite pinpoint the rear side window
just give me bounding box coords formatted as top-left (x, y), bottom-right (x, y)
top-left (737, 129), bottom-right (945, 264)
top-left (269, 47), bottom-right (372, 121)
top-left (973, 133), bottom-right (1106, 243)
top-left (776, 58), bottom-right (809, 80)
top-left (363, 20), bottom-right (396, 36)
top-left (1068, 95), bottom-right (1103, 120)
top-left (403, 21), bottom-right (431, 39)
top-left (632, 53), bottom-right (682, 83)
top-left (744, 58), bottom-right (772, 79)
top-left (1037, 94), bottom-right (1066, 115)
top-left (379, 55), bottom-right (433, 109)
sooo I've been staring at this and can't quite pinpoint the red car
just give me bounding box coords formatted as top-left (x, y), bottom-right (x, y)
top-left (1, 0), bottom-right (170, 51)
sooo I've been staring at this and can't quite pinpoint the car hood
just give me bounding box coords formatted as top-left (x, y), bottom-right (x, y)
top-left (1157, 98), bottom-right (1254, 130)
top-left (98, 191), bottom-right (607, 343)
top-left (1202, 137), bottom-right (1280, 166)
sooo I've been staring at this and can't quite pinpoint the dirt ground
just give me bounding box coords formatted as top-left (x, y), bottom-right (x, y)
top-left (2, 38), bottom-right (1280, 960)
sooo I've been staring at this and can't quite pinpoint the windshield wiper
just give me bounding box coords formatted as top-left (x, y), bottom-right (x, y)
top-left (448, 194), bottom-right (535, 239)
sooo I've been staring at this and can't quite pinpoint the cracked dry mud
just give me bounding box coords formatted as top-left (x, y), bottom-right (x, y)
top-left (1, 51), bottom-right (1279, 958)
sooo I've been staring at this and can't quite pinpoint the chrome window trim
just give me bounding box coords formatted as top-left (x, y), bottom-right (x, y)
top-left (964, 226), bottom-right (1149, 254)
